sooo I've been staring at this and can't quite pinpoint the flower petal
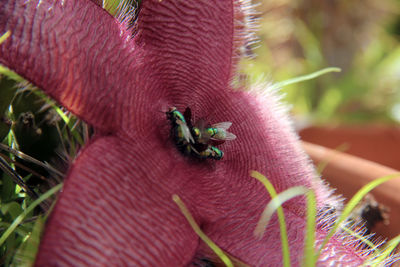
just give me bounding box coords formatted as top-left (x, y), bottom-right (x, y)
top-left (0, 0), bottom-right (139, 132)
top-left (36, 136), bottom-right (199, 265)
top-left (134, 0), bottom-right (246, 88)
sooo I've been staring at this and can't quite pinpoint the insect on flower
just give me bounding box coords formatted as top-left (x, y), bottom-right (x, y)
top-left (192, 121), bottom-right (236, 145)
top-left (166, 107), bottom-right (233, 160)
top-left (196, 145), bottom-right (224, 160)
top-left (166, 107), bottom-right (195, 147)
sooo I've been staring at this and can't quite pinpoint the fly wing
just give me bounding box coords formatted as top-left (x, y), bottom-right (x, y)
top-left (183, 125), bottom-right (195, 143)
top-left (210, 132), bottom-right (236, 141)
top-left (210, 122), bottom-right (236, 141)
top-left (211, 121), bottom-right (232, 130)
top-left (177, 120), bottom-right (194, 143)
top-left (221, 131), bottom-right (236, 141)
top-left (194, 119), bottom-right (212, 143)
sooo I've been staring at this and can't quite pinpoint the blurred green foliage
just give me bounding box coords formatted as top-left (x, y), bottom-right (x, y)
top-left (0, 80), bottom-right (86, 265)
top-left (0, 78), bottom-right (89, 265)
top-left (243, 0), bottom-right (400, 124)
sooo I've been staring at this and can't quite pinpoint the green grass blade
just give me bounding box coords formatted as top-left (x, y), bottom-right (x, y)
top-left (0, 183), bottom-right (63, 246)
top-left (0, 65), bottom-right (24, 82)
top-left (0, 31), bottom-right (11, 44)
top-left (254, 185), bottom-right (308, 237)
top-left (172, 194), bottom-right (233, 267)
top-left (103, 0), bottom-right (121, 16)
top-left (0, 32), bottom-right (23, 82)
top-left (273, 67), bottom-right (341, 89)
top-left (32, 91), bottom-right (70, 124)
top-left (0, 222), bottom-right (28, 237)
top-left (302, 190), bottom-right (317, 267)
top-left (370, 234), bottom-right (400, 266)
top-left (316, 173), bottom-right (400, 259)
top-left (12, 215), bottom-right (45, 267)
top-left (53, 105), bottom-right (70, 125)
top-left (340, 225), bottom-right (378, 250)
top-left (251, 171), bottom-right (291, 267)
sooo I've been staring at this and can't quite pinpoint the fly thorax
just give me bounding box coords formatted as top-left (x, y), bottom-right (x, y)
top-left (193, 127), bottom-right (201, 138)
top-left (207, 128), bottom-right (216, 136)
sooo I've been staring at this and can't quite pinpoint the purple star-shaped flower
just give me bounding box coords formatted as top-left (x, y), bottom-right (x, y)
top-left (0, 0), bottom-right (370, 265)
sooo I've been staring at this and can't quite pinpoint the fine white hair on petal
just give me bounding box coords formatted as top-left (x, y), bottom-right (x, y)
top-left (105, 0), bottom-right (140, 36)
top-left (315, 214), bottom-right (399, 266)
top-left (112, 0), bottom-right (261, 59)
top-left (245, 78), bottom-right (395, 264)
top-left (248, 77), bottom-right (339, 208)
top-left (233, 0), bottom-right (261, 60)
top-left (231, 0), bottom-right (340, 209)
top-left (249, 79), bottom-right (399, 264)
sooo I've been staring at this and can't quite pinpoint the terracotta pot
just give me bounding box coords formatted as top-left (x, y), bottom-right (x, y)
top-left (299, 125), bottom-right (400, 170)
top-left (302, 141), bottom-right (400, 239)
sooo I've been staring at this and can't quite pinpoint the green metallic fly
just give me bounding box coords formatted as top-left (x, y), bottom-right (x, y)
top-left (165, 107), bottom-right (194, 147)
top-left (192, 121), bottom-right (236, 145)
top-left (196, 145), bottom-right (224, 160)
top-left (166, 107), bottom-right (233, 160)
top-left (166, 107), bottom-right (201, 157)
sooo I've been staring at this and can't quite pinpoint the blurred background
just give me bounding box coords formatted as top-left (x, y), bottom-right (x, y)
top-left (246, 0), bottom-right (400, 124)
top-left (241, 0), bottom-right (400, 173)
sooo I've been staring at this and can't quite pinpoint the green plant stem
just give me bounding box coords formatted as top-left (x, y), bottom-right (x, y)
top-left (251, 171), bottom-right (291, 267)
top-left (273, 67), bottom-right (341, 89)
top-left (172, 194), bottom-right (233, 267)
top-left (0, 183), bottom-right (63, 246)
top-left (370, 234), bottom-right (400, 266)
top-left (302, 190), bottom-right (317, 267)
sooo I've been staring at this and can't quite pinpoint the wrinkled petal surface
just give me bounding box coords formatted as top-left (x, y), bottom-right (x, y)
top-left (0, 0), bottom-right (368, 266)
